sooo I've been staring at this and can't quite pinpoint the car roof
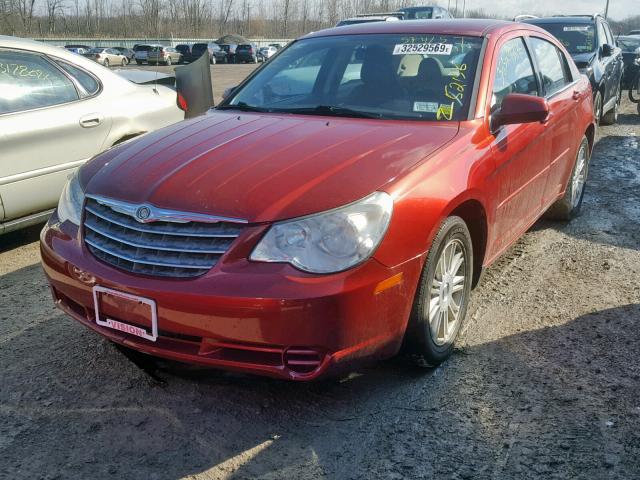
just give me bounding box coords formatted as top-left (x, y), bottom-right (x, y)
top-left (306, 19), bottom-right (521, 39)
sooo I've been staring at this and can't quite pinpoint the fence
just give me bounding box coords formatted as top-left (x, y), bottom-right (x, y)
top-left (33, 37), bottom-right (293, 49)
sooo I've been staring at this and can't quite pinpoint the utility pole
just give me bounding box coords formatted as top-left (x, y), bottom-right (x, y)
top-left (604, 0), bottom-right (610, 18)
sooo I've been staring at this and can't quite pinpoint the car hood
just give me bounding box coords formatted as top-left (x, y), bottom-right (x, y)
top-left (84, 112), bottom-right (458, 223)
top-left (571, 51), bottom-right (596, 70)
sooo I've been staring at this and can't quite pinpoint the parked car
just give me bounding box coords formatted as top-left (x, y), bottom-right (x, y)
top-left (269, 43), bottom-right (283, 50)
top-left (523, 14), bottom-right (624, 125)
top-left (40, 20), bottom-right (595, 380)
top-left (618, 36), bottom-right (640, 89)
top-left (175, 43), bottom-right (193, 62)
top-left (0, 35), bottom-right (185, 235)
top-left (82, 47), bottom-right (129, 67)
top-left (218, 43), bottom-right (238, 63)
top-left (191, 42), bottom-right (226, 64)
top-left (235, 43), bottom-right (260, 63)
top-left (133, 44), bottom-right (160, 65)
top-left (65, 44), bottom-right (91, 51)
top-left (147, 46), bottom-right (182, 66)
top-left (259, 46), bottom-right (278, 61)
top-left (65, 46), bottom-right (89, 55)
top-left (336, 14), bottom-right (401, 27)
top-left (393, 5), bottom-right (454, 19)
top-left (113, 47), bottom-right (135, 63)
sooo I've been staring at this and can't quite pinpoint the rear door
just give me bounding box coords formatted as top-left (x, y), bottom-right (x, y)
top-left (487, 35), bottom-right (548, 254)
top-left (528, 36), bottom-right (580, 206)
top-left (597, 19), bottom-right (616, 106)
top-left (0, 49), bottom-right (111, 221)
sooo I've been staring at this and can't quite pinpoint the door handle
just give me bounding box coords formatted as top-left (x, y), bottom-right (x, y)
top-left (79, 114), bottom-right (103, 128)
top-left (572, 90), bottom-right (581, 101)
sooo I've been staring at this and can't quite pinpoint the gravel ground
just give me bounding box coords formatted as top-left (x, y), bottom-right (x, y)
top-left (1, 66), bottom-right (639, 479)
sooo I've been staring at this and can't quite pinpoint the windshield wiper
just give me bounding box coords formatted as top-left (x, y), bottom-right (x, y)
top-left (283, 105), bottom-right (383, 119)
top-left (217, 102), bottom-right (271, 113)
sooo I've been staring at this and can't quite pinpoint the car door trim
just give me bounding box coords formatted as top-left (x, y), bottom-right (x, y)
top-left (0, 159), bottom-right (88, 186)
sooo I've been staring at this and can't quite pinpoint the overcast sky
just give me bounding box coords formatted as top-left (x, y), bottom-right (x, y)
top-left (450, 0), bottom-right (634, 21)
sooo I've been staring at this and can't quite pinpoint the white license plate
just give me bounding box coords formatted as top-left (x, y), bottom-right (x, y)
top-left (92, 286), bottom-right (158, 342)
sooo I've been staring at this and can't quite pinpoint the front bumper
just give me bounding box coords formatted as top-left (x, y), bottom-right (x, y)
top-left (40, 214), bottom-right (422, 380)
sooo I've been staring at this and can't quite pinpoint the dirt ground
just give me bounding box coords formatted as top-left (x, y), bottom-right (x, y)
top-left (1, 63), bottom-right (639, 479)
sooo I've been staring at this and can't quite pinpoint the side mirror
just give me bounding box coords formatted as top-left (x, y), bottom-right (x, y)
top-left (491, 94), bottom-right (549, 132)
top-left (222, 86), bottom-right (237, 99)
top-left (601, 44), bottom-right (614, 57)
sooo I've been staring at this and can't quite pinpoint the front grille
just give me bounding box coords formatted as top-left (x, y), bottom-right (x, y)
top-left (83, 197), bottom-right (245, 278)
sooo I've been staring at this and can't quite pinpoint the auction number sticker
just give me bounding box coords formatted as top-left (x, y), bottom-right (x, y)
top-left (393, 43), bottom-right (453, 55)
top-left (563, 26), bottom-right (590, 32)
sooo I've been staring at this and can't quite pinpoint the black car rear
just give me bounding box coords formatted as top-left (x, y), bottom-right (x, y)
top-left (235, 44), bottom-right (258, 63)
top-left (176, 44), bottom-right (192, 63)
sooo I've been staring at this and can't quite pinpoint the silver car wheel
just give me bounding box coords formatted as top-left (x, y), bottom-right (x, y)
top-left (571, 143), bottom-right (588, 209)
top-left (429, 239), bottom-right (467, 346)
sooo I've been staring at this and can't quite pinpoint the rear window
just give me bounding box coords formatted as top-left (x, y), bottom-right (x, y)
top-left (532, 23), bottom-right (596, 54)
top-left (134, 45), bottom-right (153, 52)
top-left (192, 44), bottom-right (207, 51)
top-left (238, 45), bottom-right (252, 50)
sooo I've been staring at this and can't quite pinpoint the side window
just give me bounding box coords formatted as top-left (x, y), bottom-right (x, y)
top-left (54, 60), bottom-right (100, 96)
top-left (492, 38), bottom-right (538, 111)
top-left (604, 23), bottom-right (615, 46)
top-left (0, 49), bottom-right (79, 115)
top-left (530, 38), bottom-right (572, 96)
top-left (597, 21), bottom-right (608, 47)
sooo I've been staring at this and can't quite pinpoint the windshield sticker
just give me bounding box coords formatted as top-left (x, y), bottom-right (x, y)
top-left (563, 26), bottom-right (590, 32)
top-left (437, 102), bottom-right (454, 120)
top-left (444, 63), bottom-right (468, 107)
top-left (414, 101), bottom-right (439, 113)
top-left (393, 43), bottom-right (453, 55)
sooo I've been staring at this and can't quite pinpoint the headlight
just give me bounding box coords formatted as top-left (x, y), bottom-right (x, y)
top-left (250, 192), bottom-right (393, 274)
top-left (57, 170), bottom-right (85, 225)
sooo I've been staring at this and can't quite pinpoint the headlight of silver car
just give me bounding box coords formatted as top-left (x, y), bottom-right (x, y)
top-left (57, 170), bottom-right (85, 225)
top-left (250, 192), bottom-right (393, 274)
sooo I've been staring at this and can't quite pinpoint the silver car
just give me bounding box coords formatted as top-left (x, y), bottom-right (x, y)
top-left (82, 47), bottom-right (129, 67)
top-left (0, 36), bottom-right (185, 234)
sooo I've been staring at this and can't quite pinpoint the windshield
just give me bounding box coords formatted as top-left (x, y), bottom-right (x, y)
top-left (619, 37), bottom-right (640, 52)
top-left (224, 34), bottom-right (483, 121)
top-left (88, 48), bottom-right (104, 54)
top-left (535, 23), bottom-right (596, 54)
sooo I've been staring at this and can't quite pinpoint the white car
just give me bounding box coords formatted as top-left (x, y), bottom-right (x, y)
top-left (259, 46), bottom-right (278, 61)
top-left (0, 35), bottom-right (185, 234)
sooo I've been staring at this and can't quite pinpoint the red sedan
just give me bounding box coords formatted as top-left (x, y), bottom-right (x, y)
top-left (41, 20), bottom-right (595, 380)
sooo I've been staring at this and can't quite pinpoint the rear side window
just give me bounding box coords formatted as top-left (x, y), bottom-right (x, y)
top-left (530, 38), bottom-right (572, 96)
top-left (492, 38), bottom-right (538, 111)
top-left (0, 49), bottom-right (79, 114)
top-left (54, 60), bottom-right (100, 96)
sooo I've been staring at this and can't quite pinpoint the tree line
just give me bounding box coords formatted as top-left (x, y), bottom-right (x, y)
top-left (0, 0), bottom-right (637, 39)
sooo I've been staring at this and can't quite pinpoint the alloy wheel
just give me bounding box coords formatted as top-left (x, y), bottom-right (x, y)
top-left (571, 143), bottom-right (588, 209)
top-left (428, 239), bottom-right (467, 346)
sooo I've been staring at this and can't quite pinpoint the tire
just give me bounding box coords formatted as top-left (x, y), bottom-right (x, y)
top-left (403, 216), bottom-right (473, 367)
top-left (165, 57), bottom-right (172, 66)
top-left (593, 90), bottom-right (603, 126)
top-left (121, 58), bottom-right (126, 67)
top-left (601, 86), bottom-right (620, 126)
top-left (148, 61), bottom-right (156, 66)
top-left (136, 60), bottom-right (142, 65)
top-left (253, 55), bottom-right (258, 64)
top-left (103, 58), bottom-right (109, 68)
top-left (545, 136), bottom-right (590, 221)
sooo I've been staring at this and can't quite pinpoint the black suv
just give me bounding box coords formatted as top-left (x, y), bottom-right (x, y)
top-left (524, 14), bottom-right (624, 125)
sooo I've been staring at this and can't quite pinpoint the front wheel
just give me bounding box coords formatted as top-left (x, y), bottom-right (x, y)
top-left (121, 58), bottom-right (126, 67)
top-left (403, 216), bottom-right (473, 366)
top-left (103, 58), bottom-right (109, 67)
top-left (165, 57), bottom-right (172, 66)
top-left (211, 55), bottom-right (216, 65)
top-left (545, 136), bottom-right (590, 221)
